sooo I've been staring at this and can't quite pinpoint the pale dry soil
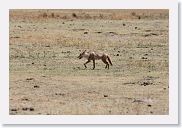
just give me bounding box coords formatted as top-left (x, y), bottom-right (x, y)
top-left (9, 10), bottom-right (168, 115)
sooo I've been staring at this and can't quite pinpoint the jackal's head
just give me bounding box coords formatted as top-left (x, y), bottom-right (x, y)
top-left (78, 50), bottom-right (86, 59)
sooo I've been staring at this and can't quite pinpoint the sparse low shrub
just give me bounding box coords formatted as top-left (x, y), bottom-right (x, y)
top-left (84, 14), bottom-right (91, 19)
top-left (131, 12), bottom-right (136, 16)
top-left (72, 13), bottom-right (77, 18)
top-left (43, 12), bottom-right (48, 18)
top-left (51, 13), bottom-right (55, 18)
top-left (99, 14), bottom-right (104, 19)
top-left (62, 15), bottom-right (67, 19)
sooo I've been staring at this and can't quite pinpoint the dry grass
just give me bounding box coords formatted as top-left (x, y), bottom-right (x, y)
top-left (10, 9), bottom-right (168, 21)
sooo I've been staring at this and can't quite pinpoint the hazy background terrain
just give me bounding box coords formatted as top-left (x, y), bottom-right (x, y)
top-left (9, 9), bottom-right (169, 115)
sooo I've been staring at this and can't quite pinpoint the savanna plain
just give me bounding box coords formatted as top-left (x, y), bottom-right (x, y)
top-left (9, 9), bottom-right (169, 115)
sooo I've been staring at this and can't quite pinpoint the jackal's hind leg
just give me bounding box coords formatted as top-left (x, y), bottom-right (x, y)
top-left (105, 64), bottom-right (107, 69)
top-left (102, 59), bottom-right (109, 69)
top-left (107, 63), bottom-right (109, 69)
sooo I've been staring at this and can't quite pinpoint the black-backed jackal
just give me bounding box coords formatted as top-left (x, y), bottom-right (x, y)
top-left (78, 50), bottom-right (112, 69)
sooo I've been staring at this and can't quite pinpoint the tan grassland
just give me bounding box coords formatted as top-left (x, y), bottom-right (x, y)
top-left (9, 9), bottom-right (168, 115)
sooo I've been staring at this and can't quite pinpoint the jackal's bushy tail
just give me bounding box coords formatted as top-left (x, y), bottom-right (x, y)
top-left (107, 56), bottom-right (112, 66)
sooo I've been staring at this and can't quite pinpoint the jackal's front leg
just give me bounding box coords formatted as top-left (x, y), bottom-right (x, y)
top-left (84, 60), bottom-right (90, 69)
top-left (92, 60), bottom-right (95, 70)
top-left (84, 63), bottom-right (87, 68)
